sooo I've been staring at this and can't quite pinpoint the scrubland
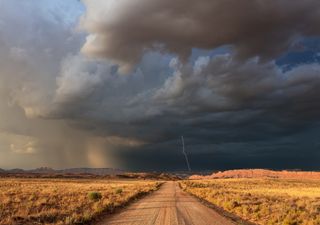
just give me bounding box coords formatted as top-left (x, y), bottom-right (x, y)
top-left (0, 178), bottom-right (160, 225)
top-left (181, 179), bottom-right (320, 225)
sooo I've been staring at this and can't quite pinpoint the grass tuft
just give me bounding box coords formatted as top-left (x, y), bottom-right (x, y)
top-left (115, 188), bottom-right (123, 195)
top-left (88, 192), bottom-right (102, 201)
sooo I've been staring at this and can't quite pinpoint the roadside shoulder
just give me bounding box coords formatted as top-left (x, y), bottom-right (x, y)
top-left (178, 181), bottom-right (257, 225)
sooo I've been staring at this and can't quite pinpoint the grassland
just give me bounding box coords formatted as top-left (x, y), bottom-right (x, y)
top-left (0, 178), bottom-right (160, 225)
top-left (181, 179), bottom-right (320, 225)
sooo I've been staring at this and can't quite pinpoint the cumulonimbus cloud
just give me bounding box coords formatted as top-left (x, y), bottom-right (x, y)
top-left (1, 0), bottom-right (320, 170)
top-left (81, 0), bottom-right (320, 72)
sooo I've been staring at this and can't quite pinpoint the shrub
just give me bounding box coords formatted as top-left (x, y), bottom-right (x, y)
top-left (283, 216), bottom-right (299, 225)
top-left (115, 188), bottom-right (123, 194)
top-left (223, 200), bottom-right (240, 210)
top-left (88, 192), bottom-right (102, 201)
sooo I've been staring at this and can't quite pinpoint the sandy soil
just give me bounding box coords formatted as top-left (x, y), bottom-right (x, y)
top-left (99, 182), bottom-right (235, 225)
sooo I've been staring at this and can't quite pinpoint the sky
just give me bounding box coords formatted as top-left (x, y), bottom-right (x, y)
top-left (0, 0), bottom-right (320, 171)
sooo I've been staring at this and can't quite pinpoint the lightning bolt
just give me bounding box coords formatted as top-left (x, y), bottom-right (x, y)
top-left (181, 136), bottom-right (191, 172)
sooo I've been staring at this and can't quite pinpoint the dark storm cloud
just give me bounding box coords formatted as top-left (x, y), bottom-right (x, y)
top-left (155, 55), bottom-right (320, 120)
top-left (46, 53), bottom-right (320, 133)
top-left (81, 0), bottom-right (320, 72)
top-left (45, 52), bottom-right (320, 170)
top-left (1, 0), bottom-right (320, 171)
top-left (45, 53), bottom-right (320, 152)
top-left (112, 125), bottom-right (320, 171)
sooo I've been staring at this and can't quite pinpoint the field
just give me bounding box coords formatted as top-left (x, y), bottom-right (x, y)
top-left (181, 179), bottom-right (320, 225)
top-left (0, 178), bottom-right (160, 225)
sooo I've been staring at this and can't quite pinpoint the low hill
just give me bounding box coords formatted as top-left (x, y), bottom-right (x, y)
top-left (115, 172), bottom-right (180, 180)
top-left (3, 167), bottom-right (123, 175)
top-left (190, 169), bottom-right (320, 180)
top-left (30, 167), bottom-right (56, 174)
top-left (8, 168), bottom-right (26, 173)
top-left (62, 168), bottom-right (122, 175)
top-left (0, 168), bottom-right (179, 180)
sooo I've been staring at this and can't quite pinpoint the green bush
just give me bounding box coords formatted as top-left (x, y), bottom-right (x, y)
top-left (115, 188), bottom-right (123, 194)
top-left (88, 192), bottom-right (102, 201)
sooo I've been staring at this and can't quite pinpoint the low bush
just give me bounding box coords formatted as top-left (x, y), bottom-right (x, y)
top-left (88, 192), bottom-right (102, 201)
top-left (115, 188), bottom-right (123, 194)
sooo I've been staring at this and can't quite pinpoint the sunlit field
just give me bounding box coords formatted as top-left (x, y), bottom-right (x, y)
top-left (181, 179), bottom-right (320, 225)
top-left (0, 178), bottom-right (160, 225)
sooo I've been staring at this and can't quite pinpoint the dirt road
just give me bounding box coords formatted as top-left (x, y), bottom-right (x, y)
top-left (99, 182), bottom-right (235, 225)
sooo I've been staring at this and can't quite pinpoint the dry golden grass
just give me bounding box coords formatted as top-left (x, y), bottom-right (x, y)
top-left (0, 178), bottom-right (160, 225)
top-left (181, 179), bottom-right (320, 225)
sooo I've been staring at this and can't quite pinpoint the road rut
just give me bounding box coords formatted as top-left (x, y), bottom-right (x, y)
top-left (99, 182), bottom-right (235, 225)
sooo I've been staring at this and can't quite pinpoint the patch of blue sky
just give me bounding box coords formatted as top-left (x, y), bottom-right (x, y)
top-left (39, 0), bottom-right (84, 26)
top-left (276, 37), bottom-right (320, 72)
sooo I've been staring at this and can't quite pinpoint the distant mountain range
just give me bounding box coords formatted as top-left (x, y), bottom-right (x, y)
top-left (0, 167), bottom-right (124, 175)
